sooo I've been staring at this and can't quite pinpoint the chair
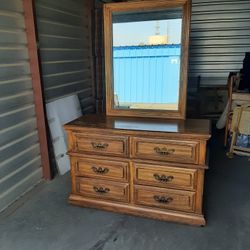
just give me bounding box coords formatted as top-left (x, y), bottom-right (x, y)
top-left (224, 74), bottom-right (250, 146)
top-left (227, 104), bottom-right (250, 159)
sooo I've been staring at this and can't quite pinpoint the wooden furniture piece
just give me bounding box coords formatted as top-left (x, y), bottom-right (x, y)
top-left (227, 105), bottom-right (250, 159)
top-left (224, 74), bottom-right (250, 146)
top-left (64, 115), bottom-right (210, 226)
top-left (104, 0), bottom-right (191, 119)
top-left (64, 0), bottom-right (211, 226)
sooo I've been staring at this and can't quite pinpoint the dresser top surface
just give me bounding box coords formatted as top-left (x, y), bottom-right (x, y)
top-left (65, 114), bottom-right (211, 139)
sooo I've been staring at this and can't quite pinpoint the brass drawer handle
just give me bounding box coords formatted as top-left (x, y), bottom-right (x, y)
top-left (91, 142), bottom-right (109, 150)
top-left (93, 186), bottom-right (110, 194)
top-left (154, 195), bottom-right (173, 204)
top-left (92, 166), bottom-right (109, 175)
top-left (154, 147), bottom-right (175, 155)
top-left (153, 174), bottom-right (174, 183)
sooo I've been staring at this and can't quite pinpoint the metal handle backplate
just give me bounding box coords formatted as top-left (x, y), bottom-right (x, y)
top-left (92, 166), bottom-right (109, 175)
top-left (154, 195), bottom-right (173, 204)
top-left (154, 174), bottom-right (174, 183)
top-left (91, 142), bottom-right (109, 150)
top-left (93, 186), bottom-right (110, 194)
top-left (154, 147), bottom-right (175, 155)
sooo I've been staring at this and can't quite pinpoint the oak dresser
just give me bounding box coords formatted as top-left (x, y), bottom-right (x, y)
top-left (64, 114), bottom-right (210, 226)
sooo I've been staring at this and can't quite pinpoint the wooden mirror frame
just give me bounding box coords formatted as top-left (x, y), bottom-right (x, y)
top-left (104, 0), bottom-right (191, 119)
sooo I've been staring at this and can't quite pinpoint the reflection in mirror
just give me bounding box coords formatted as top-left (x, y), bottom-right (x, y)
top-left (112, 8), bottom-right (182, 111)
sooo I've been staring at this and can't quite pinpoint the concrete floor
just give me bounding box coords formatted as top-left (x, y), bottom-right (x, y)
top-left (0, 131), bottom-right (250, 250)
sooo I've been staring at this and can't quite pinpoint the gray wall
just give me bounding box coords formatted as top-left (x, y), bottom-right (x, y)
top-left (0, 0), bottom-right (42, 212)
top-left (189, 0), bottom-right (250, 86)
top-left (35, 0), bottom-right (95, 114)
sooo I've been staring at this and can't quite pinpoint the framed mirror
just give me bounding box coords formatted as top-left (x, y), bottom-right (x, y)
top-left (104, 0), bottom-right (191, 119)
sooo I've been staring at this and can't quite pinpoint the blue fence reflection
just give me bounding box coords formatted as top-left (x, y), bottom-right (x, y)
top-left (113, 44), bottom-right (181, 105)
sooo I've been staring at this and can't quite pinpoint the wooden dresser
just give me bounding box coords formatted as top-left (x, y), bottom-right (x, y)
top-left (64, 114), bottom-right (210, 226)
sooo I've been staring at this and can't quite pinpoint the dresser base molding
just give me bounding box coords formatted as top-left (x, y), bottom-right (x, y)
top-left (69, 194), bottom-right (206, 226)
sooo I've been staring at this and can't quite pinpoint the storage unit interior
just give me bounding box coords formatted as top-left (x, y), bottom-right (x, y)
top-left (0, 0), bottom-right (250, 249)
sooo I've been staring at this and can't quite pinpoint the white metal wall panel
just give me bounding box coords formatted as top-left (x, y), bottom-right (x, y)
top-left (35, 0), bottom-right (95, 114)
top-left (0, 0), bottom-right (42, 212)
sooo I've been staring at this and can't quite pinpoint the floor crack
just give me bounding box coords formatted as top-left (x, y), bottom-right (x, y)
top-left (88, 216), bottom-right (126, 250)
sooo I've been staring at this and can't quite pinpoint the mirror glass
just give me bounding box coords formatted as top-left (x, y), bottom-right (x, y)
top-left (112, 7), bottom-right (183, 111)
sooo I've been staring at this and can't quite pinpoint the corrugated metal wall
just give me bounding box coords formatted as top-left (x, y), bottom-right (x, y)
top-left (35, 0), bottom-right (95, 114)
top-left (95, 0), bottom-right (250, 110)
top-left (0, 0), bottom-right (42, 212)
top-left (189, 0), bottom-right (250, 86)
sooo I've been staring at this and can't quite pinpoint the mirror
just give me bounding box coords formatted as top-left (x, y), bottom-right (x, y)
top-left (104, 0), bottom-right (191, 119)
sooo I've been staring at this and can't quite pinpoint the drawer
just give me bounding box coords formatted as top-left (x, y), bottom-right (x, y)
top-left (75, 158), bottom-right (128, 182)
top-left (134, 185), bottom-right (195, 212)
top-left (74, 134), bottom-right (128, 157)
top-left (133, 163), bottom-right (197, 190)
top-left (76, 178), bottom-right (129, 203)
top-left (131, 137), bottom-right (199, 164)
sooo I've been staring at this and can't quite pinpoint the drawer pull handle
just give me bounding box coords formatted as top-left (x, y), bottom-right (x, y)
top-left (92, 166), bottom-right (109, 174)
top-left (91, 142), bottom-right (109, 150)
top-left (154, 147), bottom-right (175, 155)
top-left (154, 195), bottom-right (173, 204)
top-left (153, 174), bottom-right (174, 183)
top-left (93, 186), bottom-right (110, 194)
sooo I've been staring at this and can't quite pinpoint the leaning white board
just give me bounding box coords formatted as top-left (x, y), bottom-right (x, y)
top-left (46, 95), bottom-right (82, 175)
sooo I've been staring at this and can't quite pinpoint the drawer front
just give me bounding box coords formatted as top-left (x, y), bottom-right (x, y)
top-left (131, 137), bottom-right (199, 164)
top-left (76, 178), bottom-right (129, 203)
top-left (134, 185), bottom-right (195, 212)
top-left (74, 134), bottom-right (128, 157)
top-left (75, 158), bottom-right (128, 182)
top-left (133, 163), bottom-right (197, 190)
